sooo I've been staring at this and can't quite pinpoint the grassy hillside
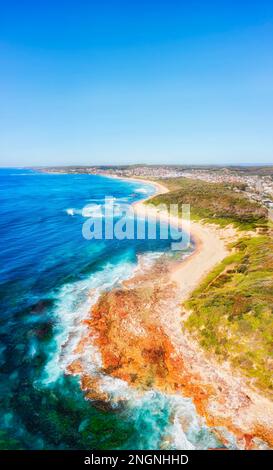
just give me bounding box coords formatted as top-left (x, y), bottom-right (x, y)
top-left (185, 235), bottom-right (273, 394)
top-left (146, 177), bottom-right (267, 230)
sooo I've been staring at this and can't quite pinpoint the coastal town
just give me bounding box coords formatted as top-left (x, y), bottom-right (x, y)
top-left (38, 164), bottom-right (273, 212)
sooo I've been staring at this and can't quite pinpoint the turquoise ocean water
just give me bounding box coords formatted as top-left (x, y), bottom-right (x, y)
top-left (0, 168), bottom-right (235, 450)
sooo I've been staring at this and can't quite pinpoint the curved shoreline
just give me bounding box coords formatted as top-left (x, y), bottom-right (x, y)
top-left (64, 172), bottom-right (273, 449)
top-left (94, 174), bottom-right (273, 448)
top-left (115, 174), bottom-right (236, 300)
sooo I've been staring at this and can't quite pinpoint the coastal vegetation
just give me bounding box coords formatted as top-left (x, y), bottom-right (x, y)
top-left (147, 178), bottom-right (273, 395)
top-left (185, 235), bottom-right (273, 394)
top-left (146, 177), bottom-right (268, 230)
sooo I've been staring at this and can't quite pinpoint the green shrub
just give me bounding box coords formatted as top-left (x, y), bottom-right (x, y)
top-left (185, 236), bottom-right (273, 394)
top-left (147, 178), bottom-right (268, 230)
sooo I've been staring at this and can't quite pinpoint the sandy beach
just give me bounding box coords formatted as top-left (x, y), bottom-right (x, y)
top-left (127, 176), bottom-right (236, 300)
top-left (131, 178), bottom-right (273, 448)
top-left (105, 173), bottom-right (236, 297)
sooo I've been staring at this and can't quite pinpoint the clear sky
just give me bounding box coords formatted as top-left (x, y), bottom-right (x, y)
top-left (0, 0), bottom-right (273, 166)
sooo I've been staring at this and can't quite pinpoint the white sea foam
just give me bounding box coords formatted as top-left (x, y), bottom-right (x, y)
top-left (129, 392), bottom-right (227, 450)
top-left (39, 248), bottom-right (237, 450)
top-left (40, 259), bottom-right (137, 385)
top-left (166, 395), bottom-right (203, 450)
top-left (169, 415), bottom-right (195, 450)
top-left (135, 188), bottom-right (150, 194)
top-left (66, 206), bottom-right (105, 218)
top-left (65, 208), bottom-right (76, 216)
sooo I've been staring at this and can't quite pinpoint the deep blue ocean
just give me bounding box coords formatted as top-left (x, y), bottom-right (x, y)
top-left (0, 168), bottom-right (231, 450)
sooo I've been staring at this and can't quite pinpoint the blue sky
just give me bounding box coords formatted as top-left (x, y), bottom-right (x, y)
top-left (0, 0), bottom-right (272, 166)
